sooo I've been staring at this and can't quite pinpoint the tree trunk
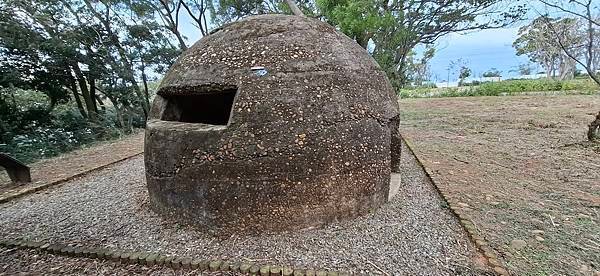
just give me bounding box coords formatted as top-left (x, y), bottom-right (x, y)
top-left (82, 0), bottom-right (149, 119)
top-left (285, 0), bottom-right (304, 16)
top-left (68, 76), bottom-right (88, 118)
top-left (89, 76), bottom-right (98, 113)
top-left (174, 31), bottom-right (188, 51)
top-left (585, 2), bottom-right (594, 73)
top-left (96, 95), bottom-right (106, 111)
top-left (395, 51), bottom-right (410, 87)
top-left (141, 60), bottom-right (151, 105)
top-left (47, 97), bottom-right (57, 112)
top-left (589, 70), bottom-right (600, 86)
top-left (72, 65), bottom-right (96, 119)
top-left (356, 33), bottom-right (373, 49)
top-left (105, 94), bottom-right (125, 129)
top-left (158, 0), bottom-right (188, 50)
top-left (544, 61), bottom-right (553, 79)
top-left (588, 111), bottom-right (600, 141)
top-left (179, 0), bottom-right (208, 37)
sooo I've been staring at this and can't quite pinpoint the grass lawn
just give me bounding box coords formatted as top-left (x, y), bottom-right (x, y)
top-left (400, 95), bottom-right (600, 275)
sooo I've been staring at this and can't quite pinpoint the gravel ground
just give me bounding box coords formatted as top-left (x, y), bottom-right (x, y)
top-left (0, 141), bottom-right (490, 275)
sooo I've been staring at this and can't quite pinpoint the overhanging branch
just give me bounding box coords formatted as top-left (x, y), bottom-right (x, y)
top-left (285, 0), bottom-right (304, 17)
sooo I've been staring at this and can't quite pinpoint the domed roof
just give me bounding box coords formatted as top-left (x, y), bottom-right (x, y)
top-left (156, 14), bottom-right (398, 121)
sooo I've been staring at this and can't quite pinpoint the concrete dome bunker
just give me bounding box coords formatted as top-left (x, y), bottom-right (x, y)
top-left (145, 14), bottom-right (401, 234)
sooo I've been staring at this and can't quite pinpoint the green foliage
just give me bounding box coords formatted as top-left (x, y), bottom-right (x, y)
top-left (0, 6), bottom-right (72, 108)
top-left (459, 67), bottom-right (472, 80)
top-left (0, 0), bottom-right (181, 125)
top-left (0, 0), bottom-right (180, 162)
top-left (517, 63), bottom-right (534, 75)
top-left (399, 78), bottom-right (599, 98)
top-left (513, 16), bottom-right (583, 79)
top-left (317, 0), bottom-right (393, 47)
top-left (315, 0), bottom-right (526, 87)
top-left (209, 0), bottom-right (282, 24)
top-left (405, 46), bottom-right (436, 86)
top-left (0, 88), bottom-right (129, 163)
top-left (483, 68), bottom-right (502, 78)
top-left (0, 112), bottom-right (125, 164)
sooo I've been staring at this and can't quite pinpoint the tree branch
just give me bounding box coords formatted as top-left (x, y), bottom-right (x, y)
top-left (538, 0), bottom-right (600, 27)
top-left (542, 16), bottom-right (600, 85)
top-left (181, 0), bottom-right (208, 36)
top-left (285, 0), bottom-right (304, 17)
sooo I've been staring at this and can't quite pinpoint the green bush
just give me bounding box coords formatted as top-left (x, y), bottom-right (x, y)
top-left (399, 78), bottom-right (599, 98)
top-left (0, 88), bottom-right (130, 163)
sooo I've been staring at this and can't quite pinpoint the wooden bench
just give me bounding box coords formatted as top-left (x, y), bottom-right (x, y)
top-left (0, 153), bottom-right (31, 184)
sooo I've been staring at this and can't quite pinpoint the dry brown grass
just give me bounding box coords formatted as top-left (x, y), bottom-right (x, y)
top-left (400, 95), bottom-right (600, 276)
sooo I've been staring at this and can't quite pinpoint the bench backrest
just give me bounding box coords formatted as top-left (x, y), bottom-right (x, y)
top-left (0, 153), bottom-right (31, 183)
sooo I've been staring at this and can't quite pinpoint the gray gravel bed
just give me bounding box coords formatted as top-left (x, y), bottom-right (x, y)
top-left (0, 142), bottom-right (490, 275)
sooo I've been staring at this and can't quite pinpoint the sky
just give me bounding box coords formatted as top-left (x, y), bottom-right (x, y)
top-left (425, 28), bottom-right (532, 83)
top-left (420, 0), bottom-right (593, 84)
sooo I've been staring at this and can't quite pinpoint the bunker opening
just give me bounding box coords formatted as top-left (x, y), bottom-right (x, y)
top-left (160, 87), bottom-right (238, 125)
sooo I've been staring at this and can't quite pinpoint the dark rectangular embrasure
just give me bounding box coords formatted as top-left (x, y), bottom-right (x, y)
top-left (160, 87), bottom-right (237, 125)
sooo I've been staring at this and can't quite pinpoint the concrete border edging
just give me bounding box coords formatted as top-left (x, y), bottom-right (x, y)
top-left (0, 238), bottom-right (347, 276)
top-left (0, 152), bottom-right (143, 204)
top-left (402, 136), bottom-right (510, 276)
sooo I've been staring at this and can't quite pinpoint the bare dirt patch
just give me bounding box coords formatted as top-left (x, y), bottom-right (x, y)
top-left (400, 95), bottom-right (600, 275)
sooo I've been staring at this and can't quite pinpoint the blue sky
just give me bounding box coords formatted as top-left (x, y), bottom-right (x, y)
top-left (415, 0), bottom-right (598, 82)
top-left (426, 28), bottom-right (532, 82)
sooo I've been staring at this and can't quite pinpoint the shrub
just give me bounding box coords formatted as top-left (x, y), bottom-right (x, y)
top-left (398, 78), bottom-right (599, 98)
top-left (0, 88), bottom-right (130, 163)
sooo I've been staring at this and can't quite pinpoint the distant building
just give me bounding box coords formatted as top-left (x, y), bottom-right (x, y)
top-left (435, 81), bottom-right (459, 88)
top-left (510, 73), bottom-right (547, 80)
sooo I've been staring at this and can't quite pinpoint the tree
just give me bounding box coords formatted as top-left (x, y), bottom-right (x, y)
top-left (514, 16), bottom-right (582, 80)
top-left (517, 63), bottom-right (534, 76)
top-left (405, 46), bottom-right (435, 86)
top-left (285, 0), bottom-right (304, 16)
top-left (143, 0), bottom-right (214, 45)
top-left (458, 66), bottom-right (472, 86)
top-left (208, 0), bottom-right (280, 25)
top-left (537, 0), bottom-right (599, 84)
top-left (207, 0), bottom-right (317, 25)
top-left (448, 58), bottom-right (470, 86)
top-left (0, 0), bottom-right (88, 117)
top-left (0, 0), bottom-right (182, 131)
top-left (537, 0), bottom-right (600, 140)
top-left (483, 68), bottom-right (502, 78)
top-left (316, 0), bottom-right (526, 87)
top-left (144, 0), bottom-right (189, 50)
